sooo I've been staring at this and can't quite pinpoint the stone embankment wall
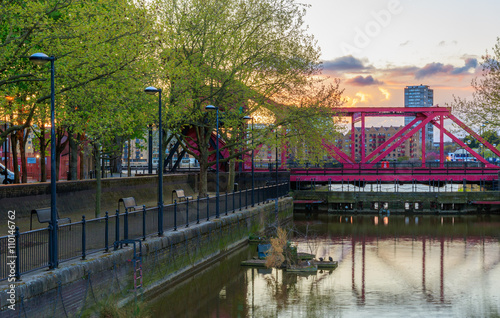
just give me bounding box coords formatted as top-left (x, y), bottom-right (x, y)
top-left (0, 174), bottom-right (197, 220)
top-left (0, 197), bottom-right (293, 317)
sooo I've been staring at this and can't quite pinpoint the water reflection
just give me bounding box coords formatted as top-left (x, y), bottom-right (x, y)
top-left (149, 215), bottom-right (500, 318)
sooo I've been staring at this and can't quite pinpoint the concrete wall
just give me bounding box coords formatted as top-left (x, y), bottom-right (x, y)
top-left (0, 171), bottom-right (289, 221)
top-left (0, 197), bottom-right (293, 317)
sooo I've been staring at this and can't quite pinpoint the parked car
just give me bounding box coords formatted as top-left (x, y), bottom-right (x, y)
top-left (0, 163), bottom-right (14, 184)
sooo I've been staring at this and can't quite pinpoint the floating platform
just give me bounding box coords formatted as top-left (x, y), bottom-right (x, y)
top-left (241, 259), bottom-right (338, 270)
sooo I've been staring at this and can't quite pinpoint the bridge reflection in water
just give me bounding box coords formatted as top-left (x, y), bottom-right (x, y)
top-left (149, 215), bottom-right (500, 318)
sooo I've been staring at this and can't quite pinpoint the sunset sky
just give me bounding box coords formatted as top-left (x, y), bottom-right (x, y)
top-left (302, 0), bottom-right (500, 120)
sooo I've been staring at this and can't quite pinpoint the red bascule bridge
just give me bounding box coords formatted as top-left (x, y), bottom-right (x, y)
top-left (287, 106), bottom-right (500, 185)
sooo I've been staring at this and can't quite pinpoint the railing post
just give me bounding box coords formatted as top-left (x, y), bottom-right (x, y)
top-left (239, 188), bottom-right (242, 211)
top-left (14, 227), bottom-right (20, 280)
top-left (245, 188), bottom-right (248, 208)
top-left (197, 196), bottom-right (200, 224)
top-left (124, 209), bottom-right (129, 241)
top-left (81, 215), bottom-right (86, 260)
top-left (174, 200), bottom-right (177, 231)
top-left (232, 191), bottom-right (235, 213)
top-left (142, 205), bottom-right (146, 241)
top-left (186, 198), bottom-right (190, 228)
top-left (463, 178), bottom-right (466, 192)
top-left (207, 195), bottom-right (210, 221)
top-left (114, 210), bottom-right (119, 250)
top-left (225, 191), bottom-right (228, 215)
top-left (257, 186), bottom-right (260, 206)
top-left (105, 212), bottom-right (109, 252)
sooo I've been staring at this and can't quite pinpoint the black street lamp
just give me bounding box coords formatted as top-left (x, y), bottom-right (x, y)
top-left (144, 86), bottom-right (164, 235)
top-left (148, 125), bottom-right (153, 174)
top-left (29, 52), bottom-right (58, 268)
top-left (206, 105), bottom-right (220, 218)
top-left (3, 96), bottom-right (13, 183)
top-left (243, 116), bottom-right (254, 206)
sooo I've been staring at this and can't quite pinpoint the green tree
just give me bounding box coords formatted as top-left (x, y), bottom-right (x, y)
top-left (1, 0), bottom-right (155, 184)
top-left (152, 0), bottom-right (343, 196)
top-left (452, 38), bottom-right (500, 128)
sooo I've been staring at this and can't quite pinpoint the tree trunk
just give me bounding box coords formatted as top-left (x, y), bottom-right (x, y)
top-left (19, 129), bottom-right (28, 183)
top-left (55, 128), bottom-right (69, 181)
top-left (55, 146), bottom-right (60, 181)
top-left (11, 133), bottom-right (19, 183)
top-left (113, 137), bottom-right (123, 174)
top-left (198, 127), bottom-right (210, 197)
top-left (199, 161), bottom-right (208, 197)
top-left (94, 145), bottom-right (102, 217)
top-left (69, 132), bottom-right (78, 180)
top-left (127, 139), bottom-right (131, 176)
top-left (228, 157), bottom-right (235, 192)
top-left (39, 127), bottom-right (47, 182)
top-left (79, 146), bottom-right (84, 179)
top-left (79, 133), bottom-right (85, 179)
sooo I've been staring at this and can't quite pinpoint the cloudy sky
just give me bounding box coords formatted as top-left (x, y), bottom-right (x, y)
top-left (301, 0), bottom-right (500, 114)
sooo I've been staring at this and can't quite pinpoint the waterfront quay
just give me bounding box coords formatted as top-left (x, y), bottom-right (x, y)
top-left (0, 174), bottom-right (291, 317)
top-left (293, 185), bottom-right (500, 214)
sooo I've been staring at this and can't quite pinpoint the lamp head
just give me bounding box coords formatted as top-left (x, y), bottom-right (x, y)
top-left (29, 53), bottom-right (51, 65)
top-left (243, 115), bottom-right (252, 120)
top-left (205, 105), bottom-right (217, 110)
top-left (144, 86), bottom-right (159, 95)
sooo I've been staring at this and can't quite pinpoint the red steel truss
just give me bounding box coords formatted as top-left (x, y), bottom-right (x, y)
top-left (326, 106), bottom-right (500, 168)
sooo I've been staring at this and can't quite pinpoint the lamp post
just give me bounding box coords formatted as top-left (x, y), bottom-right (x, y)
top-left (3, 96), bottom-right (13, 183)
top-left (206, 105), bottom-right (220, 218)
top-left (29, 52), bottom-right (58, 268)
top-left (243, 116), bottom-right (253, 206)
top-left (148, 125), bottom-right (153, 174)
top-left (144, 86), bottom-right (164, 235)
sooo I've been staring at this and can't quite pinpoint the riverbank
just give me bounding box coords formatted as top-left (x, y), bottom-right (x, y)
top-left (0, 197), bottom-right (293, 317)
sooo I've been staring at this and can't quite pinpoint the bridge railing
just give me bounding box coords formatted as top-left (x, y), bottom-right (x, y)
top-left (285, 160), bottom-right (500, 174)
top-left (252, 159), bottom-right (500, 172)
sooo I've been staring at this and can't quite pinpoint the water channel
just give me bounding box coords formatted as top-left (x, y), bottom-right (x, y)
top-left (148, 214), bottom-right (500, 317)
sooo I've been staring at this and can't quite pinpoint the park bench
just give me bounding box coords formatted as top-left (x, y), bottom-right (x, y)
top-left (172, 189), bottom-right (193, 202)
top-left (30, 208), bottom-right (71, 230)
top-left (118, 197), bottom-right (143, 212)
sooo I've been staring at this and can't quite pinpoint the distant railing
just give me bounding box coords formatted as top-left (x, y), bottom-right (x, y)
top-left (0, 181), bottom-right (290, 281)
top-left (295, 177), bottom-right (497, 192)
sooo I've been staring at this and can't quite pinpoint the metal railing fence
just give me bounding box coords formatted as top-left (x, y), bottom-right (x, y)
top-left (0, 181), bottom-right (289, 281)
